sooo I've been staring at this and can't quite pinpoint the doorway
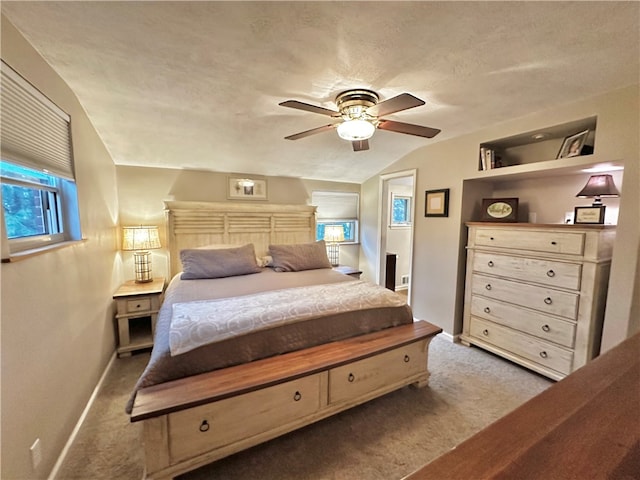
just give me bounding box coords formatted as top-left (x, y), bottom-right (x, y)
top-left (378, 170), bottom-right (417, 304)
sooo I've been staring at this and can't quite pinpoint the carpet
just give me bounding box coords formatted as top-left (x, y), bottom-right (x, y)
top-left (54, 335), bottom-right (551, 480)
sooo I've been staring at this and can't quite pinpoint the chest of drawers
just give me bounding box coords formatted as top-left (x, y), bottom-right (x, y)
top-left (461, 223), bottom-right (615, 380)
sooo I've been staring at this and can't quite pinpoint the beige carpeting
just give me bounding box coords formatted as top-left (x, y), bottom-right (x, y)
top-left (55, 335), bottom-right (552, 480)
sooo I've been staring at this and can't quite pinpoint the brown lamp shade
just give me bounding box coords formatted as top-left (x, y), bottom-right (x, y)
top-left (576, 174), bottom-right (620, 205)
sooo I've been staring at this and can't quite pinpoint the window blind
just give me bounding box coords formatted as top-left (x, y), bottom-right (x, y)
top-left (311, 191), bottom-right (359, 220)
top-left (1, 60), bottom-right (74, 180)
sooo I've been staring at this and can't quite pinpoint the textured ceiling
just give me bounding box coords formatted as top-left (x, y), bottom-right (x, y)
top-left (2, 1), bottom-right (639, 183)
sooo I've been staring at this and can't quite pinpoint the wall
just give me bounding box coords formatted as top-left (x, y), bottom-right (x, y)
top-left (361, 85), bottom-right (639, 348)
top-left (1, 16), bottom-right (119, 480)
top-left (116, 166), bottom-right (361, 280)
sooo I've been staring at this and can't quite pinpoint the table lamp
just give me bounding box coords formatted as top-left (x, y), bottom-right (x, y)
top-left (323, 225), bottom-right (345, 266)
top-left (122, 226), bottom-right (161, 283)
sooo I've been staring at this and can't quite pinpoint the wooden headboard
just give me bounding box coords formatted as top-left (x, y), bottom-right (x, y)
top-left (165, 201), bottom-right (317, 277)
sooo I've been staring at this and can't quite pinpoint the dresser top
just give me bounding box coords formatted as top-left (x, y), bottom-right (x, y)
top-left (466, 222), bottom-right (616, 230)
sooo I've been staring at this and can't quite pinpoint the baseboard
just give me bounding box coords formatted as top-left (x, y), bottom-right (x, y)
top-left (437, 331), bottom-right (458, 343)
top-left (48, 351), bottom-right (117, 480)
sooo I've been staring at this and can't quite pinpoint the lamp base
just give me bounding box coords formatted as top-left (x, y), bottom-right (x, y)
top-left (326, 243), bottom-right (340, 267)
top-left (133, 251), bottom-right (153, 283)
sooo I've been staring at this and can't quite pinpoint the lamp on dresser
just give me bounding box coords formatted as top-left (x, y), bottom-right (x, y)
top-left (323, 225), bottom-right (345, 266)
top-left (575, 174), bottom-right (620, 224)
top-left (122, 226), bottom-right (161, 283)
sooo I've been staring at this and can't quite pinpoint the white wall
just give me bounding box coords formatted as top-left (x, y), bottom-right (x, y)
top-left (116, 166), bottom-right (361, 280)
top-left (1, 16), bottom-right (120, 479)
top-left (361, 85), bottom-right (639, 349)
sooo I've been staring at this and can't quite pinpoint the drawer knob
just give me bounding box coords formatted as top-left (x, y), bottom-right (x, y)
top-left (546, 270), bottom-right (555, 277)
top-left (541, 324), bottom-right (551, 332)
top-left (544, 297), bottom-right (553, 305)
top-left (487, 261), bottom-right (494, 267)
top-left (404, 354), bottom-right (410, 363)
top-left (485, 284), bottom-right (492, 291)
top-left (136, 304), bottom-right (141, 308)
top-left (482, 329), bottom-right (489, 336)
top-left (551, 241), bottom-right (557, 245)
top-left (293, 391), bottom-right (302, 402)
top-left (484, 307), bottom-right (491, 314)
top-left (490, 237), bottom-right (495, 241)
top-left (539, 351), bottom-right (548, 359)
top-left (199, 420), bottom-right (210, 432)
top-left (348, 373), bottom-right (355, 383)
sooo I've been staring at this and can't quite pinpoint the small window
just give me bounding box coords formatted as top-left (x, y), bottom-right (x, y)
top-left (391, 194), bottom-right (412, 226)
top-left (312, 191), bottom-right (359, 244)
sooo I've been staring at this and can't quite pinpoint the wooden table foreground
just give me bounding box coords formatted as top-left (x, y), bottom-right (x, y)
top-left (403, 332), bottom-right (640, 480)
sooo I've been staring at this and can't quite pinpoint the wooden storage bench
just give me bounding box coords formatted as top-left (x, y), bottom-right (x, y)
top-left (131, 320), bottom-right (442, 479)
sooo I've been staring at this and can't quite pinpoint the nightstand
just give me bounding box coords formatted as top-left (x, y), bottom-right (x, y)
top-left (333, 265), bottom-right (362, 279)
top-left (113, 277), bottom-right (165, 357)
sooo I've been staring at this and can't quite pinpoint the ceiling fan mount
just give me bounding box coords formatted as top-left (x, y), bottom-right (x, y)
top-left (279, 88), bottom-right (441, 152)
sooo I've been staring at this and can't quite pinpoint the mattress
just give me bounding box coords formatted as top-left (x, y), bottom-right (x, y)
top-left (126, 268), bottom-right (413, 413)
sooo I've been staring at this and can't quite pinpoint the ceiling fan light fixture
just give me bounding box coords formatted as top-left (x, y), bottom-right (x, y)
top-left (337, 119), bottom-right (376, 141)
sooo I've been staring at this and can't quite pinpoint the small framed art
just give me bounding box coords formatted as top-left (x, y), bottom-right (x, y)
top-left (227, 177), bottom-right (267, 200)
top-left (557, 130), bottom-right (589, 159)
top-left (425, 189), bottom-right (449, 217)
top-left (574, 205), bottom-right (605, 224)
top-left (481, 198), bottom-right (519, 222)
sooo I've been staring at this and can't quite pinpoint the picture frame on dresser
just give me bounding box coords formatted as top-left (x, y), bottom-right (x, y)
top-left (480, 197), bottom-right (518, 222)
top-left (574, 205), bottom-right (605, 224)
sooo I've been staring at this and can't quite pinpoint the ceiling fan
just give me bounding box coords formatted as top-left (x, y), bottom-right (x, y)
top-left (279, 89), bottom-right (441, 152)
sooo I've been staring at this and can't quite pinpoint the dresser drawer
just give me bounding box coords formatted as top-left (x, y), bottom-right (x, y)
top-left (168, 374), bottom-right (321, 463)
top-left (473, 252), bottom-right (582, 290)
top-left (126, 298), bottom-right (151, 313)
top-left (470, 296), bottom-right (576, 348)
top-left (474, 228), bottom-right (585, 256)
top-left (471, 274), bottom-right (579, 320)
top-left (328, 341), bottom-right (426, 405)
top-left (469, 317), bottom-right (573, 375)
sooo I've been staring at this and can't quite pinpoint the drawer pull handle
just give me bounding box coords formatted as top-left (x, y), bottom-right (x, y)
top-left (487, 261), bottom-right (494, 267)
top-left (404, 354), bottom-right (410, 363)
top-left (539, 351), bottom-right (548, 359)
top-left (293, 391), bottom-right (302, 401)
top-left (348, 373), bottom-right (355, 383)
top-left (485, 284), bottom-right (492, 290)
top-left (546, 270), bottom-right (555, 277)
top-left (544, 297), bottom-right (553, 305)
top-left (541, 324), bottom-right (551, 332)
top-left (551, 241), bottom-right (557, 245)
top-left (484, 307), bottom-right (491, 313)
top-left (199, 420), bottom-right (210, 432)
top-left (490, 237), bottom-right (495, 241)
top-left (136, 304), bottom-right (141, 308)
top-left (482, 329), bottom-right (489, 336)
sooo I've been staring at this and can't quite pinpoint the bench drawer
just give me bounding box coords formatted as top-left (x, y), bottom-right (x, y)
top-left (470, 317), bottom-right (573, 376)
top-left (473, 252), bottom-right (582, 290)
top-left (328, 341), bottom-right (426, 405)
top-left (471, 274), bottom-right (579, 320)
top-left (474, 228), bottom-right (585, 256)
top-left (470, 295), bottom-right (576, 348)
top-left (168, 374), bottom-right (321, 463)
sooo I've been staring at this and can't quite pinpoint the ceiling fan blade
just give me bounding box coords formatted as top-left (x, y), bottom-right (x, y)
top-left (378, 119), bottom-right (441, 138)
top-left (352, 139), bottom-right (370, 152)
top-left (366, 93), bottom-right (425, 117)
top-left (284, 124), bottom-right (335, 140)
top-left (279, 100), bottom-right (340, 117)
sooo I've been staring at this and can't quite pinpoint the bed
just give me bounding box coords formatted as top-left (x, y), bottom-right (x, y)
top-left (129, 201), bottom-right (442, 480)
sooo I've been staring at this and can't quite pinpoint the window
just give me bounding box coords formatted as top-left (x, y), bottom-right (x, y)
top-left (391, 194), bottom-right (412, 226)
top-left (1, 60), bottom-right (80, 257)
top-left (311, 191), bottom-right (359, 243)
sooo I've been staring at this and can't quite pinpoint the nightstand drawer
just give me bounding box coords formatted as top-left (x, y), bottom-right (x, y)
top-left (473, 252), bottom-right (582, 290)
top-left (471, 274), bottom-right (579, 320)
top-left (126, 298), bottom-right (151, 313)
top-left (474, 229), bottom-right (585, 256)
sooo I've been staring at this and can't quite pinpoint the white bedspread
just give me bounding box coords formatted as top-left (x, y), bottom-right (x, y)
top-left (170, 280), bottom-right (406, 356)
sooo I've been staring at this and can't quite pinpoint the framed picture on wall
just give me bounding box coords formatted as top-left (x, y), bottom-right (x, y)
top-left (424, 189), bottom-right (449, 217)
top-left (227, 177), bottom-right (267, 200)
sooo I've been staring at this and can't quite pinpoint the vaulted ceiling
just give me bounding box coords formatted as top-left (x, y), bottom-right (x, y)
top-left (2, 1), bottom-right (638, 183)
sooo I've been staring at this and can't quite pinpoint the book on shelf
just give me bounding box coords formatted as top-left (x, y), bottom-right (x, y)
top-left (479, 147), bottom-right (503, 170)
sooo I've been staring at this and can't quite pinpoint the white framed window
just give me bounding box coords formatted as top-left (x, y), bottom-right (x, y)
top-left (391, 194), bottom-right (412, 226)
top-left (311, 191), bottom-right (359, 244)
top-left (1, 60), bottom-right (80, 257)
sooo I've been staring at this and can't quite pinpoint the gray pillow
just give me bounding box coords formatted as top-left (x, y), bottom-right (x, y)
top-left (268, 241), bottom-right (332, 272)
top-left (180, 244), bottom-right (261, 279)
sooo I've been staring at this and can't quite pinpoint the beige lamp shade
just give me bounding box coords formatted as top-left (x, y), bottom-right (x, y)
top-left (323, 225), bottom-right (345, 243)
top-left (122, 226), bottom-right (161, 283)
